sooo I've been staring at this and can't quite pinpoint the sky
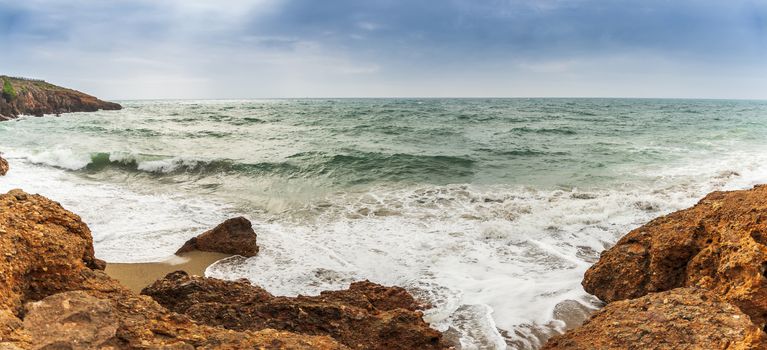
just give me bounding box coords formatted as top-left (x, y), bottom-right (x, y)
top-left (0, 0), bottom-right (765, 99)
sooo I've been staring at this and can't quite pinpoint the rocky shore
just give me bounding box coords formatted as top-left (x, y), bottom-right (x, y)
top-left (0, 157), bottom-right (448, 349)
top-left (5, 147), bottom-right (767, 349)
top-left (0, 76), bottom-right (121, 120)
top-left (544, 185), bottom-right (767, 349)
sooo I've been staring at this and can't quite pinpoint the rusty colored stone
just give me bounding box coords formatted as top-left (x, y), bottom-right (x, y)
top-left (544, 288), bottom-right (765, 350)
top-left (583, 185), bottom-right (767, 326)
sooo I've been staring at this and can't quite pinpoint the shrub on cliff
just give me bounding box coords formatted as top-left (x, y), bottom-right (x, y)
top-left (2, 78), bottom-right (17, 101)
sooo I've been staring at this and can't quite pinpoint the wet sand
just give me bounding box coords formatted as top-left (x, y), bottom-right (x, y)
top-left (105, 251), bottom-right (232, 293)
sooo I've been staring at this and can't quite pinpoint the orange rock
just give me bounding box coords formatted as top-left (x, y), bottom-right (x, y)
top-left (583, 185), bottom-right (767, 326)
top-left (0, 189), bottom-right (104, 316)
top-left (543, 288), bottom-right (765, 350)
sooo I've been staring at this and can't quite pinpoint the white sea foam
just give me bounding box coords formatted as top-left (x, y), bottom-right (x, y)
top-left (4, 108), bottom-right (767, 349)
top-left (5, 146), bottom-right (767, 349)
top-left (9, 147), bottom-right (211, 174)
top-left (205, 149), bottom-right (767, 349)
top-left (0, 153), bottom-right (233, 262)
top-left (26, 148), bottom-right (92, 170)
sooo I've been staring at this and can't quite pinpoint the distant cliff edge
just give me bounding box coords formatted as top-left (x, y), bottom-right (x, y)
top-left (0, 76), bottom-right (121, 120)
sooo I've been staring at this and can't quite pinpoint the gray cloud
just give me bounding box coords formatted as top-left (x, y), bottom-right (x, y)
top-left (0, 0), bottom-right (764, 99)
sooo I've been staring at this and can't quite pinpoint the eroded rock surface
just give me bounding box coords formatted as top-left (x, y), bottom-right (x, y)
top-left (176, 216), bottom-right (259, 257)
top-left (0, 189), bottom-right (105, 317)
top-left (583, 185), bottom-right (767, 326)
top-left (23, 291), bottom-right (118, 350)
top-left (543, 288), bottom-right (765, 350)
top-left (0, 189), bottom-right (346, 349)
top-left (142, 271), bottom-right (446, 350)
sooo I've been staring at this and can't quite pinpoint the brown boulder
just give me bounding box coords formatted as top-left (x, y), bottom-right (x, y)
top-left (0, 189), bottom-right (346, 349)
top-left (583, 185), bottom-right (767, 326)
top-left (176, 216), bottom-right (259, 257)
top-left (142, 271), bottom-right (447, 350)
top-left (0, 155), bottom-right (7, 175)
top-left (543, 288), bottom-right (765, 350)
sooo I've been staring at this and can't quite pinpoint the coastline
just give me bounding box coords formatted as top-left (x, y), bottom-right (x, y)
top-left (0, 76), bottom-right (121, 120)
top-left (0, 154), bottom-right (451, 349)
top-left (4, 153), bottom-right (767, 350)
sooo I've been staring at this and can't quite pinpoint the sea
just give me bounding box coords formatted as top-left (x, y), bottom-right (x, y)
top-left (1, 98), bottom-right (766, 349)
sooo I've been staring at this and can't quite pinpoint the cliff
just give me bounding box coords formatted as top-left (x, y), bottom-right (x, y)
top-left (0, 76), bottom-right (121, 120)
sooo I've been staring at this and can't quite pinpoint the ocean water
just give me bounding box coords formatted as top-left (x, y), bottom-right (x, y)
top-left (1, 98), bottom-right (767, 348)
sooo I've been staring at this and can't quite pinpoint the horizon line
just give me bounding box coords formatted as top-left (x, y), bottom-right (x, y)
top-left (108, 96), bottom-right (767, 102)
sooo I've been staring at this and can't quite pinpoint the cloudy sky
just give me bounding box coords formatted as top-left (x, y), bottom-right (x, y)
top-left (1, 0), bottom-right (765, 99)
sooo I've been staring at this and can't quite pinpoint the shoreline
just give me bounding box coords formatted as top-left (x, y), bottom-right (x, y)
top-left (104, 251), bottom-right (233, 293)
top-left (0, 153), bottom-right (448, 349)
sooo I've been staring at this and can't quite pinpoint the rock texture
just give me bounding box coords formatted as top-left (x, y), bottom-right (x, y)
top-left (0, 189), bottom-right (105, 317)
top-left (176, 216), bottom-right (259, 257)
top-left (582, 185), bottom-right (767, 326)
top-left (0, 76), bottom-right (121, 120)
top-left (142, 271), bottom-right (446, 350)
top-left (543, 288), bottom-right (765, 350)
top-left (0, 155), bottom-right (7, 176)
top-left (23, 291), bottom-right (119, 349)
top-left (0, 189), bottom-right (346, 349)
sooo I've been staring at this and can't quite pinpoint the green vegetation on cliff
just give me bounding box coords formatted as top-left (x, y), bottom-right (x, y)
top-left (2, 78), bottom-right (16, 101)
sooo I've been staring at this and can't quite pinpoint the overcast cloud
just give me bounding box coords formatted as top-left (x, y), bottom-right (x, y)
top-left (1, 0), bottom-right (765, 99)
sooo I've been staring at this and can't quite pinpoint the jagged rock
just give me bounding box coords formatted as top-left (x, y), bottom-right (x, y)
top-left (543, 288), bottom-right (765, 350)
top-left (0, 189), bottom-right (105, 317)
top-left (0, 189), bottom-right (346, 349)
top-left (582, 185), bottom-right (767, 326)
top-left (0, 155), bottom-right (7, 176)
top-left (176, 216), bottom-right (259, 257)
top-left (142, 271), bottom-right (447, 350)
top-left (0, 76), bottom-right (121, 120)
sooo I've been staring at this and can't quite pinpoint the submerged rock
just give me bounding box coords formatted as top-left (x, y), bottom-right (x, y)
top-left (543, 288), bottom-right (765, 350)
top-left (0, 76), bottom-right (121, 120)
top-left (0, 155), bottom-right (7, 175)
top-left (0, 189), bottom-right (345, 349)
top-left (176, 216), bottom-right (260, 257)
top-left (582, 185), bottom-right (767, 326)
top-left (142, 271), bottom-right (447, 350)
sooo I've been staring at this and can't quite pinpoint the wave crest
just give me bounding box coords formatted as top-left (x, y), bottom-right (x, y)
top-left (22, 149), bottom-right (477, 185)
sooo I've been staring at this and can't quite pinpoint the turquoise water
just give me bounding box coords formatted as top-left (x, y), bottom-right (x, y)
top-left (1, 98), bottom-right (766, 349)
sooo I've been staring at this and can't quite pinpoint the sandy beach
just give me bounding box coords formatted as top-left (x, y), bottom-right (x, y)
top-left (105, 251), bottom-right (232, 292)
